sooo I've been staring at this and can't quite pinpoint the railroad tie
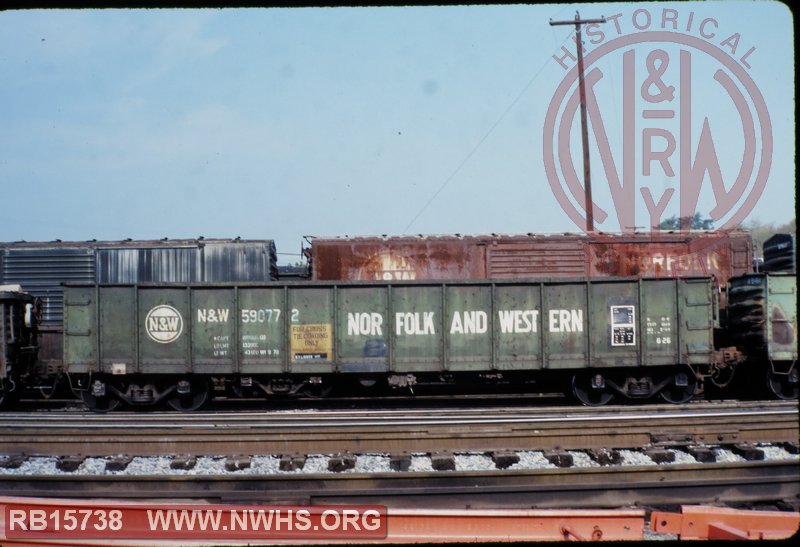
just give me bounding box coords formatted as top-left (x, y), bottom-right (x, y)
top-left (686, 446), bottom-right (716, 463)
top-left (781, 442), bottom-right (798, 455)
top-left (644, 448), bottom-right (675, 464)
top-left (389, 452), bottom-right (412, 472)
top-left (731, 444), bottom-right (765, 461)
top-left (543, 450), bottom-right (573, 468)
top-left (430, 452), bottom-right (456, 471)
top-left (587, 448), bottom-right (621, 466)
top-left (491, 451), bottom-right (520, 469)
top-left (57, 455), bottom-right (86, 472)
top-left (0, 454), bottom-right (26, 469)
top-left (279, 454), bottom-right (307, 471)
top-left (105, 454), bottom-right (133, 472)
top-left (170, 454), bottom-right (198, 470)
top-left (328, 453), bottom-right (357, 472)
top-left (278, 454), bottom-right (306, 471)
top-left (225, 455), bottom-right (252, 471)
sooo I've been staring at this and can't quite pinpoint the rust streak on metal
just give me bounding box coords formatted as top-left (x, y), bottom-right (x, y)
top-left (308, 232), bottom-right (754, 305)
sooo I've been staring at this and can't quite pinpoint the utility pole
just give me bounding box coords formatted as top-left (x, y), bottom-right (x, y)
top-left (550, 12), bottom-right (606, 232)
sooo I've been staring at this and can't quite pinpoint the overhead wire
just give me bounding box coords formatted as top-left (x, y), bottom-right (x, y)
top-left (402, 24), bottom-right (575, 233)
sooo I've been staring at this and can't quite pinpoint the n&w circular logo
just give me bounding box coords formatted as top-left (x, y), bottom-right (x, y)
top-left (145, 305), bottom-right (184, 344)
top-left (544, 7), bottom-right (772, 235)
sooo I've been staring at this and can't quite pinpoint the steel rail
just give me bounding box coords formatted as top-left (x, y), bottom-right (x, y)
top-left (0, 402), bottom-right (796, 456)
top-left (3, 399), bottom-right (792, 424)
top-left (1, 408), bottom-right (796, 428)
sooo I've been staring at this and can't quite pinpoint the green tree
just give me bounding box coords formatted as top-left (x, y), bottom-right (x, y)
top-left (657, 213), bottom-right (715, 230)
top-left (744, 218), bottom-right (796, 256)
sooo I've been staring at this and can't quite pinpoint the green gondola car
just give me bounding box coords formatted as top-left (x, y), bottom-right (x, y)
top-left (62, 276), bottom-right (740, 410)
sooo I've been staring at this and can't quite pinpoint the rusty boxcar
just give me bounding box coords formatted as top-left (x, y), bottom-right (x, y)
top-left (305, 231), bottom-right (754, 292)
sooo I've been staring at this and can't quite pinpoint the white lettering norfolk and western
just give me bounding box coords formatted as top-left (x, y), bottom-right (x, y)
top-left (395, 312), bottom-right (436, 335)
top-left (549, 309), bottom-right (584, 333)
top-left (347, 313), bottom-right (384, 336)
top-left (497, 310), bottom-right (539, 333)
top-left (450, 311), bottom-right (488, 334)
top-left (342, 309), bottom-right (584, 337)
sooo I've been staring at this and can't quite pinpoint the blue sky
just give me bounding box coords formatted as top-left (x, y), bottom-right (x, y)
top-left (1, 3), bottom-right (794, 263)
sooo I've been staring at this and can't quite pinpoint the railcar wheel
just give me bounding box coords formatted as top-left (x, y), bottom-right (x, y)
top-left (167, 379), bottom-right (209, 411)
top-left (80, 389), bottom-right (121, 413)
top-left (767, 367), bottom-right (799, 400)
top-left (571, 373), bottom-right (614, 406)
top-left (301, 384), bottom-right (332, 398)
top-left (659, 371), bottom-right (698, 404)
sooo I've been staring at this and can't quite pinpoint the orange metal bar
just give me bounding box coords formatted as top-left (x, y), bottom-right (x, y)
top-left (379, 508), bottom-right (645, 542)
top-left (1, 496), bottom-right (645, 544)
top-left (651, 505), bottom-right (800, 540)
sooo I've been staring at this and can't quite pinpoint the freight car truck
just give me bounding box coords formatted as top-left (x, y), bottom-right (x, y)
top-left (62, 277), bottom-right (742, 411)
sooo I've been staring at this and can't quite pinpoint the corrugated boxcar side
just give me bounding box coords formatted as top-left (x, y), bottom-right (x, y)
top-left (97, 247), bottom-right (199, 283)
top-left (97, 241), bottom-right (277, 283)
top-left (309, 232), bottom-right (753, 289)
top-left (65, 278), bottom-right (714, 376)
top-left (1, 247), bottom-right (96, 367)
top-left (486, 239), bottom-right (586, 278)
top-left (203, 242), bottom-right (277, 282)
top-left (1, 247), bottom-right (95, 324)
